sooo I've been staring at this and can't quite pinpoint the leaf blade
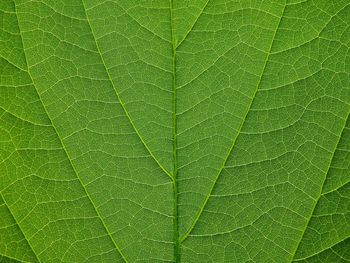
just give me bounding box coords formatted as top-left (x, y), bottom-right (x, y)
top-left (0, 0), bottom-right (349, 262)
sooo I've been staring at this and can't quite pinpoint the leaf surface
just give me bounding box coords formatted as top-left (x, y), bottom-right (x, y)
top-left (0, 0), bottom-right (349, 262)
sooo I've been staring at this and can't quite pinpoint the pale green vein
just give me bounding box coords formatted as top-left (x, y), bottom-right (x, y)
top-left (331, 240), bottom-right (350, 262)
top-left (81, 0), bottom-right (173, 182)
top-left (0, 105), bottom-right (50, 127)
top-left (179, 1), bottom-right (288, 243)
top-left (293, 237), bottom-right (350, 262)
top-left (291, 111), bottom-right (350, 262)
top-left (322, 180), bottom-right (350, 196)
top-left (0, 56), bottom-right (27, 72)
top-left (170, 1), bottom-right (179, 262)
top-left (111, 1), bottom-right (171, 44)
top-left (175, 0), bottom-right (210, 49)
top-left (0, 254), bottom-right (30, 263)
top-left (12, 1), bottom-right (128, 262)
top-left (0, 193), bottom-right (40, 263)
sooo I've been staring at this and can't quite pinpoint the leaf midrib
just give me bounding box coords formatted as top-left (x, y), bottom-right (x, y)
top-left (170, 0), bottom-right (179, 262)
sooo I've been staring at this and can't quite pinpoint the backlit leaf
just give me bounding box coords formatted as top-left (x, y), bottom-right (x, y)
top-left (0, 0), bottom-right (349, 262)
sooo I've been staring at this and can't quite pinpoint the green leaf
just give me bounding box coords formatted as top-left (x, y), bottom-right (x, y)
top-left (0, 0), bottom-right (349, 262)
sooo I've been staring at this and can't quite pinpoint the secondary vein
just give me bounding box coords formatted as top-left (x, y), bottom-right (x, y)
top-left (0, 193), bottom-right (41, 263)
top-left (13, 1), bottom-right (128, 262)
top-left (175, 0), bottom-right (210, 50)
top-left (179, 1), bottom-right (288, 243)
top-left (290, 111), bottom-right (350, 261)
top-left (293, 236), bottom-right (350, 262)
top-left (0, 253), bottom-right (31, 263)
top-left (80, 0), bottom-right (173, 182)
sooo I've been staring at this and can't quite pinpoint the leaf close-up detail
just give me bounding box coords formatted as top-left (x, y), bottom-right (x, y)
top-left (0, 0), bottom-right (349, 262)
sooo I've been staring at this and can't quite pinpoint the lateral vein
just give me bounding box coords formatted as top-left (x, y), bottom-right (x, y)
top-left (293, 236), bottom-right (350, 261)
top-left (291, 111), bottom-right (350, 261)
top-left (13, 1), bottom-right (128, 262)
top-left (175, 0), bottom-right (210, 49)
top-left (0, 193), bottom-right (41, 263)
top-left (179, 2), bottom-right (288, 243)
top-left (80, 0), bottom-right (173, 182)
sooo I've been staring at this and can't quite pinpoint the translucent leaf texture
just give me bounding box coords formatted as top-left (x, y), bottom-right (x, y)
top-left (0, 0), bottom-right (349, 262)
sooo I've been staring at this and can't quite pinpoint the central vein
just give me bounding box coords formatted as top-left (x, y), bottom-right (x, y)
top-left (170, 0), bottom-right (180, 262)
